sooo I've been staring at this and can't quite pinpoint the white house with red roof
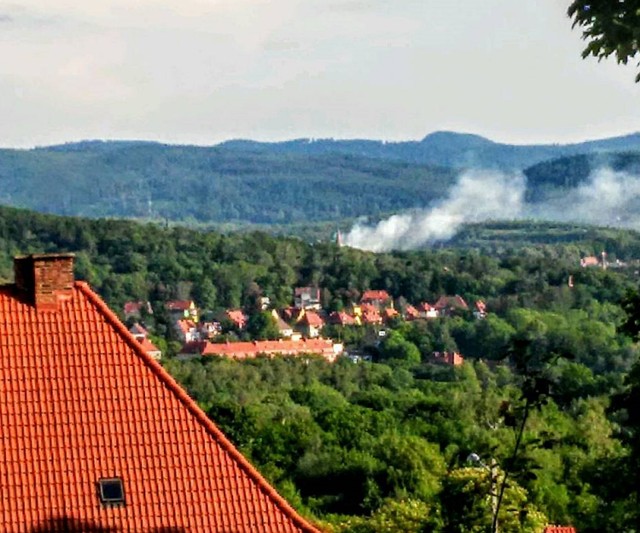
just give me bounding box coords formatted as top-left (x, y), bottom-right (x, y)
top-left (175, 318), bottom-right (199, 342)
top-left (294, 287), bottom-right (322, 310)
top-left (166, 299), bottom-right (199, 322)
top-left (298, 310), bottom-right (325, 338)
top-left (433, 295), bottom-right (469, 316)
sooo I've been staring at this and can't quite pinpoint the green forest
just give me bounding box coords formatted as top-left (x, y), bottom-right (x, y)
top-left (3, 205), bottom-right (640, 531)
top-left (1, 133), bottom-right (640, 231)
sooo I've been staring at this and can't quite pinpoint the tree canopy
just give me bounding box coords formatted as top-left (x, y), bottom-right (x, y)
top-left (568, 0), bottom-right (640, 81)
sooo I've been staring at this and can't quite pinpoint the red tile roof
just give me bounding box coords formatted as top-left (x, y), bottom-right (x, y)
top-left (544, 527), bottom-right (577, 533)
top-left (226, 309), bottom-right (248, 328)
top-left (383, 307), bottom-right (398, 319)
top-left (360, 290), bottom-right (391, 303)
top-left (0, 264), bottom-right (319, 531)
top-left (328, 311), bottom-right (356, 326)
top-left (129, 322), bottom-right (149, 337)
top-left (176, 318), bottom-right (197, 334)
top-left (301, 310), bottom-right (325, 327)
top-left (433, 295), bottom-right (469, 311)
top-left (138, 336), bottom-right (162, 359)
top-left (404, 304), bottom-right (420, 319)
top-left (183, 338), bottom-right (340, 362)
top-left (165, 299), bottom-right (195, 311)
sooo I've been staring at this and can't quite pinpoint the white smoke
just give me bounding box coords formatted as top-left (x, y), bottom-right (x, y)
top-left (344, 167), bottom-right (640, 252)
top-left (528, 167), bottom-right (640, 227)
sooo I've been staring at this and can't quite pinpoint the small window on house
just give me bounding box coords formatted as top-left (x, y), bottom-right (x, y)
top-left (97, 477), bottom-right (125, 506)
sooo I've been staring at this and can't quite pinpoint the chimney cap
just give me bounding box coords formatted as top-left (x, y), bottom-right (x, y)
top-left (15, 252), bottom-right (76, 261)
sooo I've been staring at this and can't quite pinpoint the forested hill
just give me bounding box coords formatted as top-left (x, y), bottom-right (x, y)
top-left (2, 132), bottom-right (640, 229)
top-left (524, 150), bottom-right (640, 202)
top-left (220, 130), bottom-right (640, 170)
top-left (0, 143), bottom-right (455, 224)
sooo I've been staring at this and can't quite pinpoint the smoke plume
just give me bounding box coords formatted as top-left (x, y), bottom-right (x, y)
top-left (343, 167), bottom-right (640, 252)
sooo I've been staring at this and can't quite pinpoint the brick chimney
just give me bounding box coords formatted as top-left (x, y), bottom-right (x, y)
top-left (14, 253), bottom-right (75, 310)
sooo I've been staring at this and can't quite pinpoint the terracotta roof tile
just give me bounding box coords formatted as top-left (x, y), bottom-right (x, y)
top-left (0, 281), bottom-right (319, 532)
top-left (301, 311), bottom-right (325, 327)
top-left (165, 300), bottom-right (194, 311)
top-left (360, 290), bottom-right (391, 302)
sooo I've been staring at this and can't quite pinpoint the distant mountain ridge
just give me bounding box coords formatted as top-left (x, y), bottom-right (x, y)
top-left (1, 131), bottom-right (640, 229)
top-left (218, 130), bottom-right (640, 170)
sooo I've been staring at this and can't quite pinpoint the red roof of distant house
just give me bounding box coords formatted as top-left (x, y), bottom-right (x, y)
top-left (301, 310), bottom-right (325, 327)
top-left (433, 295), bottom-right (469, 311)
top-left (417, 302), bottom-right (435, 312)
top-left (129, 322), bottom-right (149, 337)
top-left (361, 290), bottom-right (391, 302)
top-left (328, 311), bottom-right (356, 326)
top-left (138, 336), bottom-right (161, 355)
top-left (294, 287), bottom-right (320, 297)
top-left (404, 305), bottom-right (420, 319)
top-left (176, 318), bottom-right (197, 334)
top-left (580, 256), bottom-right (599, 267)
top-left (383, 307), bottom-right (398, 320)
top-left (0, 254), bottom-right (319, 532)
top-left (544, 527), bottom-right (577, 533)
top-left (432, 351), bottom-right (464, 366)
top-left (123, 300), bottom-right (144, 315)
top-left (165, 300), bottom-right (194, 311)
top-left (185, 339), bottom-right (340, 362)
top-left (226, 309), bottom-right (247, 328)
top-left (361, 304), bottom-right (382, 324)
top-left (282, 306), bottom-right (305, 323)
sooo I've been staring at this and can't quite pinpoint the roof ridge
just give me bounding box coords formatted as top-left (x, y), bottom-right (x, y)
top-left (74, 281), bottom-right (320, 533)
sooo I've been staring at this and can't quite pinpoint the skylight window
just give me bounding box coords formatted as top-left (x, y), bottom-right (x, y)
top-left (97, 477), bottom-right (125, 506)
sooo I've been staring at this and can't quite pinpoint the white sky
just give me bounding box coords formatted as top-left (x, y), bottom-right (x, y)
top-left (0, 0), bottom-right (638, 148)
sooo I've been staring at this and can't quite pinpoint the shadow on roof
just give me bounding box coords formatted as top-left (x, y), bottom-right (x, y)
top-left (29, 516), bottom-right (186, 533)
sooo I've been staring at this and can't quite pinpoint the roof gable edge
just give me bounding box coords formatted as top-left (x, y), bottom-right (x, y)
top-left (74, 281), bottom-right (321, 533)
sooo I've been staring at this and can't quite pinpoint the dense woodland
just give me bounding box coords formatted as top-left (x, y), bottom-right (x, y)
top-left (1, 132), bottom-right (640, 230)
top-left (3, 205), bottom-right (640, 531)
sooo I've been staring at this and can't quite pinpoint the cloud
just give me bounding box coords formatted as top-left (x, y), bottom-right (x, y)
top-left (344, 167), bottom-right (640, 252)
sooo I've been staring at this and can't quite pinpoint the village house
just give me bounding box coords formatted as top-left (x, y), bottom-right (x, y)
top-left (360, 289), bottom-right (392, 309)
top-left (360, 303), bottom-right (383, 325)
top-left (198, 320), bottom-right (222, 339)
top-left (580, 255), bottom-right (600, 268)
top-left (383, 307), bottom-right (399, 323)
top-left (433, 295), bottom-right (469, 317)
top-left (165, 299), bottom-right (199, 322)
top-left (0, 253), bottom-right (320, 532)
top-left (328, 310), bottom-right (357, 326)
top-left (123, 300), bottom-right (153, 320)
top-left (298, 310), bottom-right (325, 338)
top-left (271, 309), bottom-right (300, 340)
top-left (417, 302), bottom-right (439, 319)
top-left (294, 287), bottom-right (322, 310)
top-left (404, 304), bottom-right (421, 321)
top-left (128, 322), bottom-right (162, 360)
top-left (225, 308), bottom-right (248, 330)
top-left (474, 300), bottom-right (488, 319)
top-left (175, 318), bottom-right (199, 343)
top-left (432, 351), bottom-right (465, 366)
top-left (179, 338), bottom-right (343, 363)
